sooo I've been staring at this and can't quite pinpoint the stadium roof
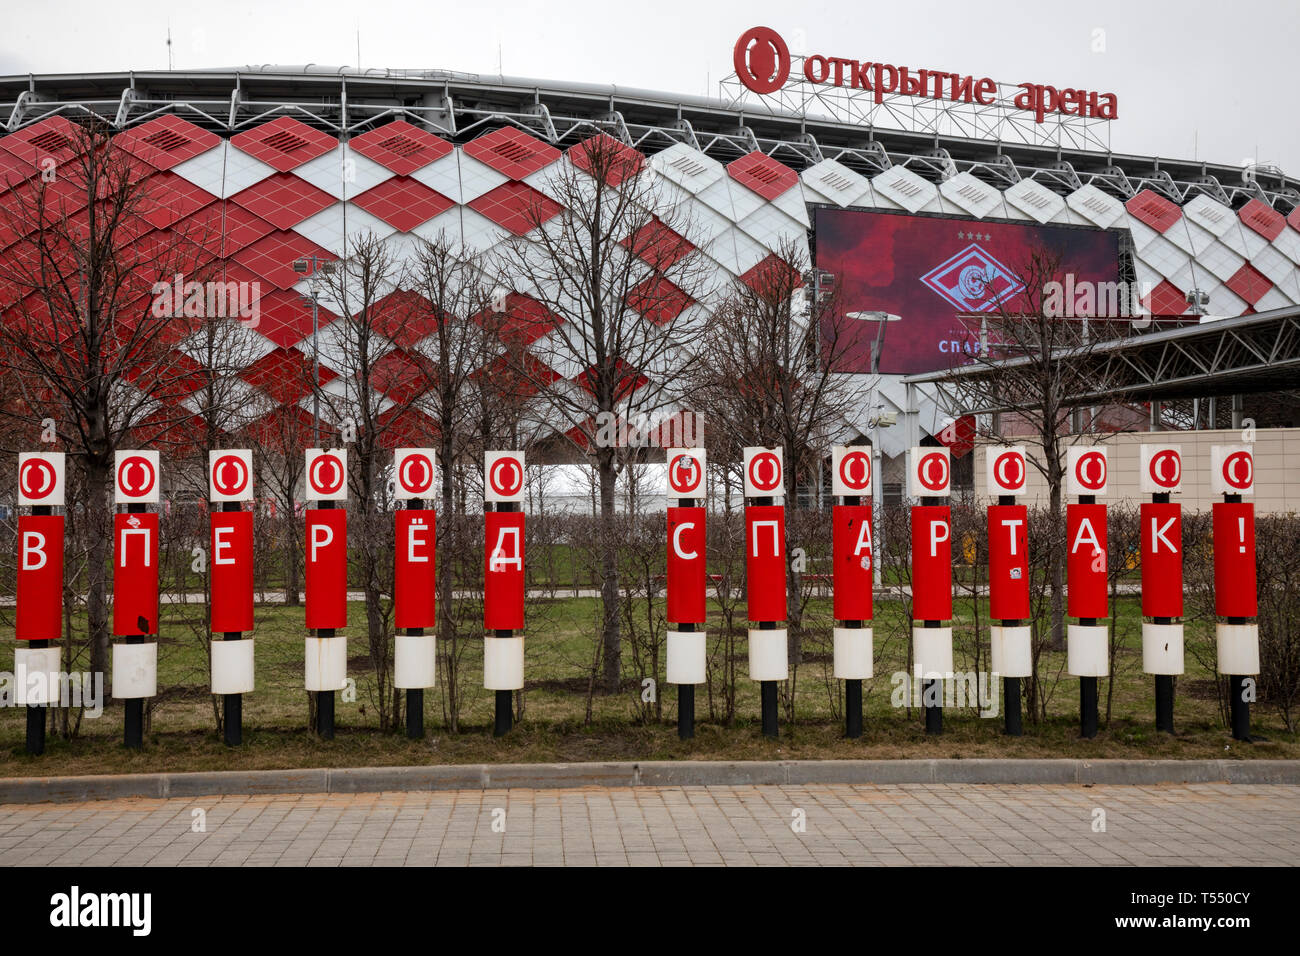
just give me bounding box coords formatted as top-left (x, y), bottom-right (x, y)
top-left (3, 67), bottom-right (1297, 210)
top-left (903, 305), bottom-right (1300, 411)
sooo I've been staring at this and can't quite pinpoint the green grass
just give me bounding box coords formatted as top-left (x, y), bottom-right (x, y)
top-left (0, 593), bottom-right (1293, 778)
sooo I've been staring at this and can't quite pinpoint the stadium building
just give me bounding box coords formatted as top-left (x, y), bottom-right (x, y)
top-left (3, 27), bottom-right (1299, 505)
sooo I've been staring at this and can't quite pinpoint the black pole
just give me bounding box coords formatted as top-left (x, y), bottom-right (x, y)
top-left (676, 621), bottom-right (696, 740)
top-left (1003, 677), bottom-right (1022, 737)
top-left (221, 501), bottom-right (244, 747)
top-left (845, 678), bottom-right (863, 739)
top-left (1078, 613), bottom-right (1098, 739)
top-left (1149, 492), bottom-right (1176, 735)
top-left (1228, 614), bottom-right (1251, 741)
top-left (25, 637), bottom-right (48, 756)
top-left (314, 499), bottom-right (336, 740)
top-left (760, 674), bottom-right (779, 739)
top-left (25, 502), bottom-right (53, 757)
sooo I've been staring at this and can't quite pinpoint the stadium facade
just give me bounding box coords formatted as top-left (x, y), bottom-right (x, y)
top-left (2, 40), bottom-right (1298, 496)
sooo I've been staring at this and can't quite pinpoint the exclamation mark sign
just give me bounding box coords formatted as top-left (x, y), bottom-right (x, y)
top-left (1238, 516), bottom-right (1246, 553)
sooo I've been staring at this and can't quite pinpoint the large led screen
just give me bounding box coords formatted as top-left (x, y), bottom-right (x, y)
top-left (814, 207), bottom-right (1122, 375)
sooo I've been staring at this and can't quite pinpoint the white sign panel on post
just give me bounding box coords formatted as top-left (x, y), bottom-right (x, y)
top-left (485, 451), bottom-right (525, 504)
top-left (18, 452), bottom-right (66, 507)
top-left (742, 446), bottom-right (784, 498)
top-left (114, 450), bottom-right (161, 505)
top-left (831, 446), bottom-right (873, 498)
top-left (665, 447), bottom-right (706, 503)
top-left (209, 450), bottom-right (254, 503)
top-left (305, 448), bottom-right (349, 502)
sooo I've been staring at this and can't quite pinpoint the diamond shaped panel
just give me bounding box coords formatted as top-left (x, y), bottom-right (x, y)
top-left (567, 134), bottom-right (643, 187)
top-left (468, 181), bottom-right (562, 235)
top-left (463, 127), bottom-right (560, 180)
top-left (352, 176), bottom-right (454, 232)
top-left (171, 142), bottom-right (277, 198)
top-left (230, 117), bottom-right (337, 173)
top-left (727, 151), bottom-right (799, 200)
top-left (230, 173), bottom-right (336, 230)
top-left (1125, 189), bottom-right (1182, 234)
top-left (114, 115), bottom-right (221, 172)
top-left (1237, 198), bottom-right (1285, 241)
top-left (232, 230), bottom-right (336, 290)
top-left (350, 120), bottom-right (453, 176)
top-left (1224, 262), bottom-right (1272, 305)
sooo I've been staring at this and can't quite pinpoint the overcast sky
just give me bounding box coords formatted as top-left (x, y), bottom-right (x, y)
top-left (2, 0), bottom-right (1295, 175)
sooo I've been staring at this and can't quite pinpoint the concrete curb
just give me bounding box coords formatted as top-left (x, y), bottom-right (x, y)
top-left (2, 759), bottom-right (1299, 804)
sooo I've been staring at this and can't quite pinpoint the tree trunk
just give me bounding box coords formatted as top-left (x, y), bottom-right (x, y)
top-left (85, 457), bottom-right (112, 686)
top-left (598, 452), bottom-right (621, 693)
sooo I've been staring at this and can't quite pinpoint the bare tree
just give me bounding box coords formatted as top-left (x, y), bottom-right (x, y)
top-left (490, 132), bottom-right (710, 693)
top-left (937, 245), bottom-right (1133, 649)
top-left (686, 237), bottom-right (868, 671)
top-left (0, 117), bottom-right (223, 684)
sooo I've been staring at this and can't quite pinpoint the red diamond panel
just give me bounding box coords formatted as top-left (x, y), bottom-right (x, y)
top-left (114, 115), bottom-right (221, 172)
top-left (350, 120), bottom-right (452, 176)
top-left (1237, 198), bottom-right (1284, 241)
top-left (241, 346), bottom-right (337, 405)
top-left (1289, 205), bottom-right (1300, 234)
top-left (0, 116), bottom-right (83, 167)
top-left (230, 117), bottom-right (337, 173)
top-left (1225, 262), bottom-right (1272, 306)
top-left (740, 253), bottom-right (804, 296)
top-left (177, 202), bottom-right (276, 257)
top-left (476, 292), bottom-right (562, 347)
top-left (374, 404), bottom-right (436, 450)
top-left (727, 150), bottom-right (799, 200)
top-left (1125, 189), bottom-right (1182, 234)
top-left (468, 181), bottom-right (561, 235)
top-left (126, 349), bottom-right (205, 405)
top-left (567, 134), bottom-right (643, 187)
top-left (463, 127), bottom-right (560, 180)
top-left (365, 289), bottom-right (437, 347)
top-left (137, 171), bottom-right (216, 230)
top-left (0, 149), bottom-right (36, 194)
top-left (623, 217), bottom-right (695, 269)
top-left (628, 275), bottom-right (691, 325)
top-left (231, 230), bottom-right (336, 290)
top-left (472, 349), bottom-right (562, 401)
top-left (1141, 278), bottom-right (1187, 316)
top-left (230, 173), bottom-right (336, 230)
top-left (352, 176), bottom-right (453, 231)
top-left (576, 358), bottom-right (649, 403)
top-left (251, 287), bottom-right (338, 348)
top-left (371, 348), bottom-right (433, 404)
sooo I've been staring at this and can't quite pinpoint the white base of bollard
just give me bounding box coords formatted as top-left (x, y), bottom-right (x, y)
top-left (305, 636), bottom-right (348, 691)
top-left (832, 626), bottom-right (873, 679)
top-left (484, 636), bottom-right (525, 690)
top-left (1216, 623), bottom-right (1260, 676)
top-left (14, 646), bottom-right (62, 706)
top-left (990, 625), bottom-right (1033, 678)
top-left (912, 626), bottom-right (953, 680)
top-left (1142, 622), bottom-right (1184, 675)
top-left (748, 628), bottom-right (788, 682)
top-left (112, 642), bottom-right (158, 699)
top-left (394, 634), bottom-right (437, 689)
top-left (211, 639), bottom-right (255, 694)
top-left (666, 630), bottom-right (706, 685)
top-left (1067, 624), bottom-right (1109, 677)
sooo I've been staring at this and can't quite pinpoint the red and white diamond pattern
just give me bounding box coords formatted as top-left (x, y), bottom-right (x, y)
top-left (3, 114), bottom-right (1300, 441)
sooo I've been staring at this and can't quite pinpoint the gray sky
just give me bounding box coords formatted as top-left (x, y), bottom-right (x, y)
top-left (2, 0), bottom-right (1296, 175)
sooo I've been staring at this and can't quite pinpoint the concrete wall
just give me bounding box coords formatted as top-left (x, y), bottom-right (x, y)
top-left (972, 428), bottom-right (1300, 514)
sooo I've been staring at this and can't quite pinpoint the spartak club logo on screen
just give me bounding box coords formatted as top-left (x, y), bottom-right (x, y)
top-left (919, 244), bottom-right (1025, 313)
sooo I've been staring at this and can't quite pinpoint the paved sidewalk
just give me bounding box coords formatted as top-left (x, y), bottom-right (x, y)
top-left (0, 783), bottom-right (1295, 866)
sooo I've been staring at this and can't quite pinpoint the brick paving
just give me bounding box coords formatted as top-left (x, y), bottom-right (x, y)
top-left (0, 783), bottom-right (1295, 866)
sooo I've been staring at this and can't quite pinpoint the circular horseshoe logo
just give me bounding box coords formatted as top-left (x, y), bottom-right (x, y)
top-left (1075, 450), bottom-right (1107, 491)
top-left (993, 451), bottom-right (1025, 492)
top-left (1222, 451), bottom-right (1253, 490)
top-left (748, 451), bottom-right (781, 493)
top-left (212, 454), bottom-right (250, 497)
top-left (399, 453), bottom-right (434, 495)
top-left (1148, 449), bottom-right (1181, 489)
top-left (117, 455), bottom-right (156, 498)
top-left (309, 453), bottom-right (344, 496)
top-left (668, 453), bottom-right (701, 494)
top-left (918, 452), bottom-right (949, 492)
top-left (733, 26), bottom-right (791, 95)
top-left (838, 450), bottom-right (871, 492)
top-left (489, 456), bottom-right (522, 497)
top-left (19, 458), bottom-right (56, 500)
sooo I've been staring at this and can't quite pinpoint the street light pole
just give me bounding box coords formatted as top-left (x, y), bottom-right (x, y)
top-left (294, 256), bottom-right (327, 448)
